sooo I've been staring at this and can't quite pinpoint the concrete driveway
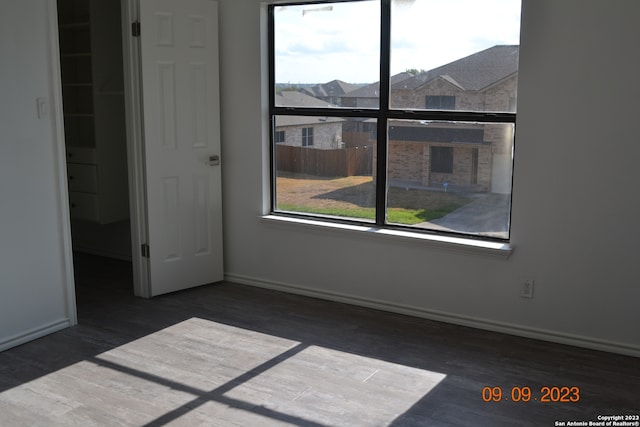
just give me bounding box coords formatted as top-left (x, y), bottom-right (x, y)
top-left (415, 193), bottom-right (511, 239)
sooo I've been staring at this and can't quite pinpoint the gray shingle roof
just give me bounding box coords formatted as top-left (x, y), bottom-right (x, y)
top-left (275, 90), bottom-right (338, 108)
top-left (275, 91), bottom-right (344, 126)
top-left (392, 45), bottom-right (519, 92)
top-left (300, 80), bottom-right (361, 98)
top-left (340, 72), bottom-right (415, 98)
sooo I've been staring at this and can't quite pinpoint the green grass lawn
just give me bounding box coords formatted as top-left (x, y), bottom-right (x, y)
top-left (278, 186), bottom-right (470, 225)
top-left (277, 204), bottom-right (465, 224)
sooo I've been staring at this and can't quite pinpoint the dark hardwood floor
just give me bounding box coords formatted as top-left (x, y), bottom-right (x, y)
top-left (0, 253), bottom-right (638, 426)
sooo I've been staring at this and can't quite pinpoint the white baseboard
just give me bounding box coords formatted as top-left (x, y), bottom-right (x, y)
top-left (0, 318), bottom-right (71, 352)
top-left (225, 273), bottom-right (640, 358)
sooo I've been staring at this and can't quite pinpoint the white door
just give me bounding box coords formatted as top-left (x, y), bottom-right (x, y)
top-left (139, 0), bottom-right (223, 296)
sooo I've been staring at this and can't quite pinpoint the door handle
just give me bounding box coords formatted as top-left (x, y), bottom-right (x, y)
top-left (208, 155), bottom-right (220, 166)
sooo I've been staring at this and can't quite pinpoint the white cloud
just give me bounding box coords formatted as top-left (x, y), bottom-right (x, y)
top-left (274, 1), bottom-right (379, 83)
top-left (390, 0), bottom-right (521, 74)
top-left (274, 0), bottom-right (521, 84)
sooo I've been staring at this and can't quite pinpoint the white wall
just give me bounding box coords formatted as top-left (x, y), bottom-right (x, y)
top-left (219, 0), bottom-right (640, 356)
top-left (0, 0), bottom-right (75, 351)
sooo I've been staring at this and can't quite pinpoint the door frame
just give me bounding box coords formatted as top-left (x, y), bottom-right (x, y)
top-left (121, 0), bottom-right (151, 298)
top-left (52, 0), bottom-right (79, 327)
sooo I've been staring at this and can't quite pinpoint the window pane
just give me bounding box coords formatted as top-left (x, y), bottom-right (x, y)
top-left (386, 120), bottom-right (513, 239)
top-left (390, 0), bottom-right (521, 112)
top-left (274, 116), bottom-right (376, 222)
top-left (270, 0), bottom-right (520, 241)
top-left (273, 1), bottom-right (380, 108)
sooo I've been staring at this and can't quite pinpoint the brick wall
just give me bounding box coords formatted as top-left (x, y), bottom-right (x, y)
top-left (386, 140), bottom-right (491, 190)
top-left (385, 76), bottom-right (515, 192)
top-left (388, 141), bottom-right (422, 181)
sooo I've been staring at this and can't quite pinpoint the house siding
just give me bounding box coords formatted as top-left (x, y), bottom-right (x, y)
top-left (277, 122), bottom-right (343, 149)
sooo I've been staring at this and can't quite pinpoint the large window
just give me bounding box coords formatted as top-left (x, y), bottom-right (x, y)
top-left (269, 0), bottom-right (521, 241)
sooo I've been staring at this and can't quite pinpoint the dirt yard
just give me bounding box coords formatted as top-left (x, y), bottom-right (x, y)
top-left (276, 175), bottom-right (375, 210)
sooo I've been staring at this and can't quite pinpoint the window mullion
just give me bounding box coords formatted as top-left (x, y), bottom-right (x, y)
top-left (268, 5), bottom-right (277, 216)
top-left (375, 0), bottom-right (391, 226)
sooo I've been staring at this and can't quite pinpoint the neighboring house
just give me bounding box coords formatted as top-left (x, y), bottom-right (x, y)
top-left (275, 91), bottom-right (344, 149)
top-left (299, 79), bottom-right (361, 106)
top-left (389, 45), bottom-right (519, 112)
top-left (385, 120), bottom-right (504, 192)
top-left (275, 91), bottom-right (374, 177)
top-left (278, 45), bottom-right (519, 191)
top-left (387, 45), bottom-right (519, 193)
top-left (337, 46), bottom-right (519, 193)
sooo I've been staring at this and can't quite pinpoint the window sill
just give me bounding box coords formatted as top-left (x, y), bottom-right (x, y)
top-left (261, 215), bottom-right (513, 259)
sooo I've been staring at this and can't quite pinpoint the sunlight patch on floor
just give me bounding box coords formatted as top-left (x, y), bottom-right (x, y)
top-left (0, 317), bottom-right (446, 426)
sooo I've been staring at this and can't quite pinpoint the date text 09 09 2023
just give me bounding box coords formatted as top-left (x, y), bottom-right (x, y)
top-left (481, 386), bottom-right (580, 403)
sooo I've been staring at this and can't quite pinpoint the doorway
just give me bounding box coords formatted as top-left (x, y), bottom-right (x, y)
top-left (57, 0), bottom-right (134, 292)
top-left (57, 0), bottom-right (225, 299)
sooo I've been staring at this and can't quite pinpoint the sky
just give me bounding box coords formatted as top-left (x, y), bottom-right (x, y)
top-left (274, 0), bottom-right (522, 84)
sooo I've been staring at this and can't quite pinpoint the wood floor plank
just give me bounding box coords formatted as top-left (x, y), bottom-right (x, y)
top-left (0, 253), bottom-right (638, 426)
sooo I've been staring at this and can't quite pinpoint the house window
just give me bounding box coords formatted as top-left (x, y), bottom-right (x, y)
top-left (431, 146), bottom-right (453, 174)
top-left (425, 96), bottom-right (455, 110)
top-left (275, 130), bottom-right (285, 144)
top-left (302, 127), bottom-right (313, 146)
top-left (269, 0), bottom-right (521, 241)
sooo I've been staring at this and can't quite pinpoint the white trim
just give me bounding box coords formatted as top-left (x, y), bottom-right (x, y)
top-left (261, 214), bottom-right (513, 258)
top-left (122, 0), bottom-right (151, 298)
top-left (48, 0), bottom-right (77, 326)
top-left (226, 273), bottom-right (640, 358)
top-left (0, 319), bottom-right (72, 353)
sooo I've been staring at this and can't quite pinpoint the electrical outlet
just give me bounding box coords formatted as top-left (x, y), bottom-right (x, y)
top-left (521, 279), bottom-right (534, 298)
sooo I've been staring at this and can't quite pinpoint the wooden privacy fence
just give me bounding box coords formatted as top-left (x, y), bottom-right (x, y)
top-left (276, 145), bottom-right (373, 177)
